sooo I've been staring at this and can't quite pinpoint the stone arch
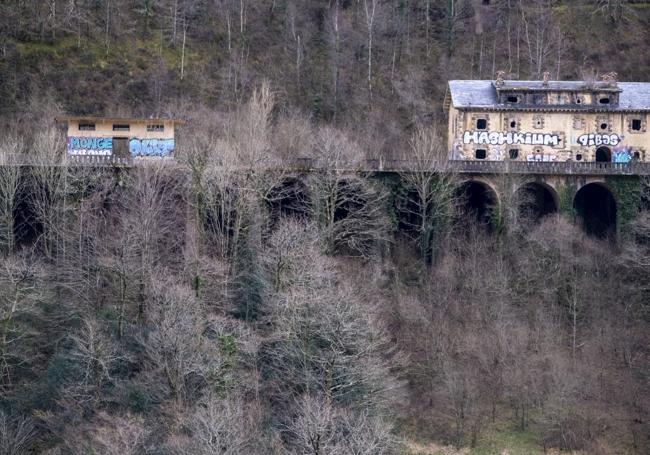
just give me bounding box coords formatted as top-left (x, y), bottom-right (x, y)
top-left (517, 181), bottom-right (559, 224)
top-left (596, 146), bottom-right (611, 163)
top-left (573, 182), bottom-right (617, 238)
top-left (457, 179), bottom-right (499, 229)
top-left (265, 176), bottom-right (310, 230)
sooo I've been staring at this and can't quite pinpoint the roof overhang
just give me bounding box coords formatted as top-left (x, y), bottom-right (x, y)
top-left (55, 116), bottom-right (186, 125)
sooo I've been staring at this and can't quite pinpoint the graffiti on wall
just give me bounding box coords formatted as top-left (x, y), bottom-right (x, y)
top-left (129, 139), bottom-right (174, 157)
top-left (526, 153), bottom-right (557, 162)
top-left (67, 137), bottom-right (112, 156)
top-left (576, 133), bottom-right (621, 147)
top-left (463, 131), bottom-right (561, 147)
top-left (612, 146), bottom-right (633, 163)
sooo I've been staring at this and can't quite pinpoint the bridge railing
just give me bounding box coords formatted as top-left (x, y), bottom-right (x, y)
top-left (280, 157), bottom-right (650, 175)
top-left (0, 153), bottom-right (133, 167)
top-left (4, 152), bottom-right (650, 175)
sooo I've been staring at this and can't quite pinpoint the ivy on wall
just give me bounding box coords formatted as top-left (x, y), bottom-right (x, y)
top-left (556, 183), bottom-right (576, 220)
top-left (606, 176), bottom-right (643, 238)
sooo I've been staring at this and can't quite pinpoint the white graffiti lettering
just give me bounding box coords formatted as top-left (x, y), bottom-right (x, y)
top-left (576, 133), bottom-right (621, 147)
top-left (463, 130), bottom-right (561, 147)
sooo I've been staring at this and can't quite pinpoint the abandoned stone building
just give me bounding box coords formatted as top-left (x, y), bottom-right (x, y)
top-left (446, 73), bottom-right (650, 163)
top-left (55, 116), bottom-right (184, 158)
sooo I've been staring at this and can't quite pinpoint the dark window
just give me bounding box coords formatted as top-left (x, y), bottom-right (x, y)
top-left (510, 120), bottom-right (517, 128)
top-left (634, 152), bottom-right (641, 159)
top-left (482, 0), bottom-right (490, 4)
top-left (599, 97), bottom-right (610, 104)
top-left (475, 149), bottom-right (487, 159)
top-left (600, 123), bottom-right (608, 131)
top-left (576, 154), bottom-right (583, 161)
top-left (507, 95), bottom-right (519, 103)
top-left (476, 119), bottom-right (487, 130)
top-left (509, 149), bottom-right (519, 159)
top-left (113, 124), bottom-right (130, 131)
top-left (632, 119), bottom-right (642, 131)
top-left (147, 124), bottom-right (165, 132)
top-left (575, 96), bottom-right (583, 104)
top-left (533, 93), bottom-right (546, 104)
top-left (79, 122), bottom-right (95, 131)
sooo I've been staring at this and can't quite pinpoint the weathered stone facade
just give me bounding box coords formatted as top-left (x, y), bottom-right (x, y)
top-left (446, 77), bottom-right (650, 164)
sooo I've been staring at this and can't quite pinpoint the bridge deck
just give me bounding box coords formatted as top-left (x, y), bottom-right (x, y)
top-left (3, 155), bottom-right (650, 176)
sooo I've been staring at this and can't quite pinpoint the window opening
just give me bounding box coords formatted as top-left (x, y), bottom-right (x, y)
top-left (509, 149), bottom-right (519, 159)
top-left (113, 124), bottom-right (130, 131)
top-left (632, 119), bottom-right (642, 131)
top-left (476, 119), bottom-right (487, 130)
top-left (79, 123), bottom-right (95, 131)
top-left (599, 97), bottom-right (610, 104)
top-left (475, 149), bottom-right (487, 160)
top-left (147, 124), bottom-right (165, 132)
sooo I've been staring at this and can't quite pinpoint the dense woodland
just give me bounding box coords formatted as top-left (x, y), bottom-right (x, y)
top-left (0, 1), bottom-right (649, 454)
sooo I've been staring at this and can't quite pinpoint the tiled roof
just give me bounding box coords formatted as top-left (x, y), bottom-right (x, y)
top-left (448, 80), bottom-right (650, 111)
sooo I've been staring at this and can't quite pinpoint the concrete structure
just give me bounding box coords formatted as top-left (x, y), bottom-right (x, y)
top-left (55, 116), bottom-right (185, 159)
top-left (442, 74), bottom-right (650, 238)
top-left (446, 73), bottom-right (650, 164)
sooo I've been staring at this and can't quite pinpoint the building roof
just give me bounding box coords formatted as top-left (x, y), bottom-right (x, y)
top-left (55, 116), bottom-right (186, 125)
top-left (448, 80), bottom-right (650, 112)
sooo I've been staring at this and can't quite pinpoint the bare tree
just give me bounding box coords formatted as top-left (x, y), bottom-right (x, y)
top-left (0, 411), bottom-right (36, 455)
top-left (0, 254), bottom-right (43, 390)
top-left (308, 127), bottom-right (390, 257)
top-left (0, 134), bottom-right (23, 255)
top-left (141, 278), bottom-right (225, 406)
top-left (397, 126), bottom-right (458, 264)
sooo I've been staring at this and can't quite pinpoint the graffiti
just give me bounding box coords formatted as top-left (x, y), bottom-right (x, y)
top-left (576, 133), bottom-right (621, 147)
top-left (526, 153), bottom-right (557, 162)
top-left (612, 146), bottom-right (633, 163)
top-left (463, 130), bottom-right (561, 147)
top-left (67, 137), bottom-right (112, 156)
top-left (129, 139), bottom-right (174, 157)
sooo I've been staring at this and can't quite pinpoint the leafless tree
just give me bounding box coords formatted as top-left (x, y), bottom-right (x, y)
top-left (308, 127), bottom-right (390, 257)
top-left (141, 278), bottom-right (225, 406)
top-left (0, 135), bottom-right (23, 255)
top-left (398, 126), bottom-right (458, 264)
top-left (0, 254), bottom-right (43, 389)
top-left (0, 411), bottom-right (36, 455)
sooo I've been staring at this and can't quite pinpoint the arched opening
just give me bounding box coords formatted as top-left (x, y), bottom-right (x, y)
top-left (517, 182), bottom-right (558, 225)
top-left (13, 197), bottom-right (43, 250)
top-left (595, 146), bottom-right (611, 163)
top-left (574, 183), bottom-right (617, 239)
top-left (265, 177), bottom-right (309, 229)
top-left (458, 181), bottom-right (498, 230)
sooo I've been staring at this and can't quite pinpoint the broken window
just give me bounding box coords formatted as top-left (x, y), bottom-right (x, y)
top-left (506, 95), bottom-right (520, 103)
top-left (476, 118), bottom-right (487, 130)
top-left (575, 95), bottom-right (584, 104)
top-left (113, 124), bottom-right (130, 131)
top-left (78, 122), bottom-right (95, 131)
top-left (600, 122), bottom-right (609, 131)
top-left (147, 124), bottom-right (165, 132)
top-left (599, 97), bottom-right (610, 104)
top-left (631, 119), bottom-right (642, 131)
top-left (533, 115), bottom-right (544, 129)
top-left (576, 153), bottom-right (583, 161)
top-left (509, 149), bottom-right (519, 160)
top-left (475, 149), bottom-right (487, 160)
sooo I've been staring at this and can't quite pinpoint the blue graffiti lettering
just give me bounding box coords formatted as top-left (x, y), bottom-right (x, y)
top-left (129, 139), bottom-right (174, 157)
top-left (67, 136), bottom-right (113, 156)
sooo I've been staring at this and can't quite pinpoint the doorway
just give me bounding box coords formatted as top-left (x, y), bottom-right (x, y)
top-left (595, 146), bottom-right (611, 163)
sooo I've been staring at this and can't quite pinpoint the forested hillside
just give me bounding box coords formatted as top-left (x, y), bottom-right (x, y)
top-left (0, 1), bottom-right (649, 454)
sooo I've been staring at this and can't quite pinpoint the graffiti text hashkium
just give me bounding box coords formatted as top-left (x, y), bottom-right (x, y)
top-left (463, 131), bottom-right (561, 147)
top-left (129, 139), bottom-right (174, 157)
top-left (576, 133), bottom-right (621, 147)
